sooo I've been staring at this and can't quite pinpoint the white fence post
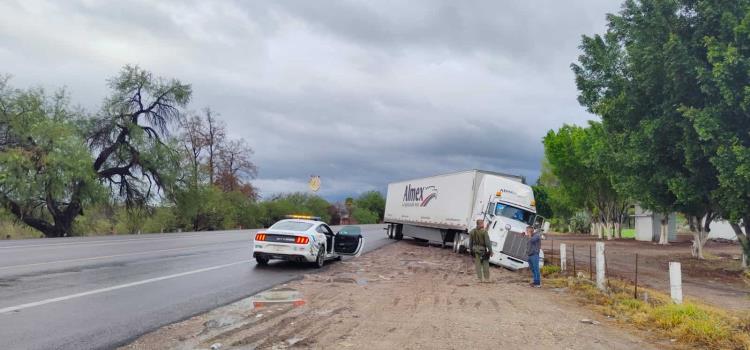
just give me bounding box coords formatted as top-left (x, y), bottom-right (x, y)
top-left (669, 262), bottom-right (683, 304)
top-left (596, 242), bottom-right (605, 291)
top-left (560, 243), bottom-right (567, 271)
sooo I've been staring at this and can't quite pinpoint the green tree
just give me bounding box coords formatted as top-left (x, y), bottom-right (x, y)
top-left (260, 192), bottom-right (332, 225)
top-left (531, 185), bottom-right (553, 219)
top-left (678, 0), bottom-right (750, 264)
top-left (572, 0), bottom-right (720, 252)
top-left (173, 185), bottom-right (237, 231)
top-left (0, 66), bottom-right (190, 237)
top-left (536, 158), bottom-right (578, 222)
top-left (544, 123), bottom-right (629, 238)
top-left (354, 191), bottom-right (385, 221)
top-left (0, 78), bottom-right (104, 237)
top-left (351, 207), bottom-right (378, 224)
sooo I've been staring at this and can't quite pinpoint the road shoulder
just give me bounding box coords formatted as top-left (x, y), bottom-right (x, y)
top-left (122, 240), bottom-right (662, 349)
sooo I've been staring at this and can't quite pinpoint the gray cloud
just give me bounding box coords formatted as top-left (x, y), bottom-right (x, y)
top-left (0, 0), bottom-right (622, 200)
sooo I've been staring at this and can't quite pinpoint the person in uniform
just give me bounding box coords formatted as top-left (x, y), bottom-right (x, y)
top-left (469, 219), bottom-right (492, 283)
top-left (525, 225), bottom-right (542, 287)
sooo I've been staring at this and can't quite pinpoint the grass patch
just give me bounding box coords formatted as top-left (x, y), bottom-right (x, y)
top-left (547, 277), bottom-right (750, 349)
top-left (541, 264), bottom-right (561, 277)
top-left (620, 228), bottom-right (635, 239)
top-left (0, 220), bottom-right (44, 240)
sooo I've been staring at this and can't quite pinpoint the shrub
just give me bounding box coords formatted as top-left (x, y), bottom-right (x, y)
top-left (568, 211), bottom-right (591, 234)
top-left (541, 265), bottom-right (561, 277)
top-left (546, 277), bottom-right (750, 349)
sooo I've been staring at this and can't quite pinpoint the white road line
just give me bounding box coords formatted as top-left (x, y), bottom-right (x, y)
top-left (0, 231), bottom-right (255, 250)
top-left (0, 243), bottom-right (247, 271)
top-left (0, 260), bottom-right (251, 314)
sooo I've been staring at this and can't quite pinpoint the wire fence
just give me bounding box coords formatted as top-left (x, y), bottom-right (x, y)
top-left (544, 239), bottom-right (642, 298)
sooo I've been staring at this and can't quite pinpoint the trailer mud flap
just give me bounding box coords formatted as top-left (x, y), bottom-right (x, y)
top-left (501, 231), bottom-right (530, 262)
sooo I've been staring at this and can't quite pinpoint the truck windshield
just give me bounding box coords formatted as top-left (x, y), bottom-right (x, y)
top-left (494, 203), bottom-right (535, 224)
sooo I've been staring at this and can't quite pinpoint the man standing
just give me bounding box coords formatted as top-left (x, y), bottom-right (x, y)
top-left (526, 225), bottom-right (542, 287)
top-left (469, 219), bottom-right (492, 283)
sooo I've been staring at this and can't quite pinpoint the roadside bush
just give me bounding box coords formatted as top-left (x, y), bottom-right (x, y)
top-left (549, 217), bottom-right (569, 233)
top-left (71, 203), bottom-right (115, 236)
top-left (0, 209), bottom-right (43, 239)
top-left (142, 207), bottom-right (178, 233)
top-left (114, 207), bottom-right (146, 234)
top-left (568, 211), bottom-right (591, 234)
top-left (352, 207), bottom-right (378, 224)
top-left (260, 192), bottom-right (332, 225)
top-left (547, 277), bottom-right (750, 349)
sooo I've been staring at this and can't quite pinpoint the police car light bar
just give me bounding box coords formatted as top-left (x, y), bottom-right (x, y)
top-left (285, 214), bottom-right (322, 221)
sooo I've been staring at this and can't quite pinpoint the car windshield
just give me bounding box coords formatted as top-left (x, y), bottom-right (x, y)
top-left (270, 221), bottom-right (314, 231)
top-left (494, 203), bottom-right (535, 225)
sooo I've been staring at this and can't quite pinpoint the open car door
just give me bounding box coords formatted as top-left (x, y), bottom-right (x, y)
top-left (334, 226), bottom-right (364, 257)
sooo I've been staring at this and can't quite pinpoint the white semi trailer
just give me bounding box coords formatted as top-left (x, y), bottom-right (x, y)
top-left (384, 169), bottom-right (544, 270)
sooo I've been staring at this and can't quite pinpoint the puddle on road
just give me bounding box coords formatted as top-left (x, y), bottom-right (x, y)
top-left (250, 287), bottom-right (306, 309)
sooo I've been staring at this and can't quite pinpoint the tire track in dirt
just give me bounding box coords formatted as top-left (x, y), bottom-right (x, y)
top-left (124, 240), bottom-right (660, 350)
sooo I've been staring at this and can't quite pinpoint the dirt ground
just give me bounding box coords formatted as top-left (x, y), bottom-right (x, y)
top-left (543, 235), bottom-right (750, 310)
top-left (123, 240), bottom-right (666, 350)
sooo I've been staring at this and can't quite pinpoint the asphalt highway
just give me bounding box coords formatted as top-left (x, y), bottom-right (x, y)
top-left (0, 224), bottom-right (391, 350)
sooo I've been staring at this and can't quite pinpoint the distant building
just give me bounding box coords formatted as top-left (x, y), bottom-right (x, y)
top-left (632, 206), bottom-right (744, 242)
top-left (339, 213), bottom-right (358, 225)
top-left (707, 220), bottom-right (741, 240)
top-left (633, 205), bottom-right (677, 242)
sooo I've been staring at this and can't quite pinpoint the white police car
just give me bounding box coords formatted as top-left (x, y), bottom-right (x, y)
top-left (253, 216), bottom-right (364, 268)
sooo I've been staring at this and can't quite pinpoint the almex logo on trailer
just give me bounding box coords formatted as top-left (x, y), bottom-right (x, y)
top-left (402, 184), bottom-right (438, 207)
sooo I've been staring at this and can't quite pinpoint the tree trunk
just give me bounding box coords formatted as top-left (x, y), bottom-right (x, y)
top-left (3, 194), bottom-right (80, 238)
top-left (605, 221), bottom-right (613, 240)
top-left (690, 214), bottom-right (713, 260)
top-left (658, 214), bottom-right (669, 245)
top-left (692, 231), bottom-right (704, 259)
top-left (730, 220), bottom-right (750, 270)
top-left (615, 221), bottom-right (622, 239)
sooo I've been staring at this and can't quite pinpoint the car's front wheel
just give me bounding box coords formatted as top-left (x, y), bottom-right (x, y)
top-left (314, 247), bottom-right (325, 268)
top-left (255, 256), bottom-right (269, 266)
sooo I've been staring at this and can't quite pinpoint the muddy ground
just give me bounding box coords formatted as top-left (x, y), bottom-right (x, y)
top-left (543, 235), bottom-right (749, 310)
top-left (123, 240), bottom-right (666, 350)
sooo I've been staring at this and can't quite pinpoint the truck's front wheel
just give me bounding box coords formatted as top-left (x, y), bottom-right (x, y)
top-left (455, 233), bottom-right (468, 254)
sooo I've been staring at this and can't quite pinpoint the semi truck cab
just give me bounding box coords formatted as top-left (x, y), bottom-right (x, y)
top-left (454, 190), bottom-right (545, 270)
top-left (485, 199), bottom-right (545, 270)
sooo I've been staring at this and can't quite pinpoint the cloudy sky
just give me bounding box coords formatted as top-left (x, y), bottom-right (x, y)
top-left (0, 0), bottom-right (621, 200)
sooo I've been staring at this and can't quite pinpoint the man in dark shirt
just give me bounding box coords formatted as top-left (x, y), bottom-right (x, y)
top-left (525, 225), bottom-right (542, 287)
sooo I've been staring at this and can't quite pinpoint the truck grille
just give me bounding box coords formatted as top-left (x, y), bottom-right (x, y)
top-left (501, 231), bottom-right (530, 261)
